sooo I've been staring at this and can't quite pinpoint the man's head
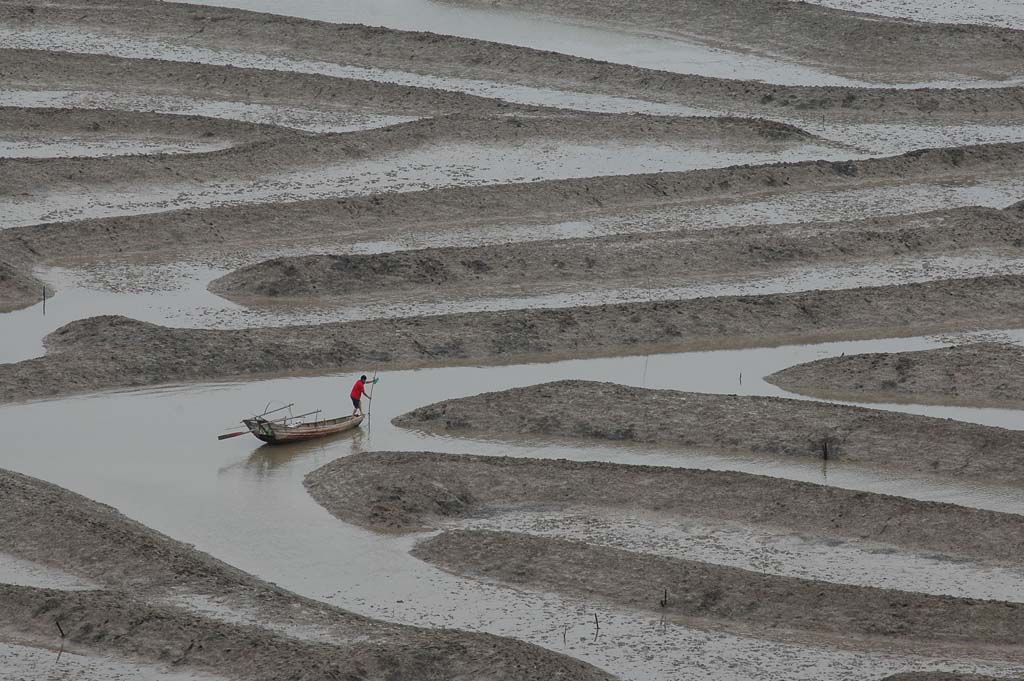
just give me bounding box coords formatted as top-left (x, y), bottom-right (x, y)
top-left (360, 375), bottom-right (367, 381)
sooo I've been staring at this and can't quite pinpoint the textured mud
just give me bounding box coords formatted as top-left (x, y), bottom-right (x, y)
top-left (5, 2), bottom-right (1024, 123)
top-left (4, 275), bottom-right (1024, 404)
top-left (439, 0), bottom-right (1024, 83)
top-left (0, 106), bottom-right (288, 142)
top-left (412, 530), bottom-right (1024, 657)
top-left (768, 342), bottom-right (1024, 408)
top-left (3, 143), bottom-right (1022, 271)
top-left (0, 48), bottom-right (518, 119)
top-left (0, 112), bottom-right (824, 196)
top-left (0, 259), bottom-right (41, 312)
top-left (394, 379), bottom-right (1024, 483)
top-left (304, 451), bottom-right (1024, 562)
top-left (210, 206), bottom-right (1024, 302)
top-left (0, 468), bottom-right (612, 681)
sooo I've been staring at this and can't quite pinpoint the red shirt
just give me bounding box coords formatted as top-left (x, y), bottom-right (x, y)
top-left (350, 379), bottom-right (367, 400)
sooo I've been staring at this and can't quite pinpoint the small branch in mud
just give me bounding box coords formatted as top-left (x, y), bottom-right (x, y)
top-left (55, 618), bottom-right (65, 664)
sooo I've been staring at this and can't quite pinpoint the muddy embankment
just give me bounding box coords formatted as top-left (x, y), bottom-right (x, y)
top-left (768, 342), bottom-right (1024, 408)
top-left (4, 142), bottom-right (1023, 270)
top-left (413, 529), bottom-right (1024, 657)
top-left (0, 259), bottom-right (42, 312)
top-left (394, 379), bottom-right (1024, 484)
top-left (439, 0), bottom-right (1024, 83)
top-left (0, 106), bottom-right (290, 143)
top-left (210, 206), bottom-right (1024, 303)
top-left (0, 468), bottom-right (614, 681)
top-left (0, 48), bottom-right (518, 119)
top-left (6, 3), bottom-right (1024, 123)
top-left (0, 111), bottom-right (824, 196)
top-left (305, 452), bottom-right (1024, 562)
top-left (4, 275), bottom-right (1024, 404)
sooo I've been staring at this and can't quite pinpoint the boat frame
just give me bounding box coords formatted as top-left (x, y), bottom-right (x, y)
top-left (242, 411), bottom-right (364, 444)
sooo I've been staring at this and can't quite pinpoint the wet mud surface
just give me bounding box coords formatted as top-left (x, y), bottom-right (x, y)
top-left (304, 451), bottom-right (1024, 563)
top-left (413, 529), bottom-right (1024, 657)
top-left (768, 342), bottom-right (1024, 408)
top-left (5, 275), bottom-right (1024, 405)
top-left (0, 468), bottom-right (613, 681)
top-left (209, 206), bottom-right (1024, 304)
top-left (5, 0), bottom-right (1024, 677)
top-left (394, 379), bottom-right (1024, 484)
top-left (438, 0), bottom-right (1024, 84)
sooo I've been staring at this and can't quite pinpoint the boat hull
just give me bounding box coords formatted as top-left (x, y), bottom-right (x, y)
top-left (243, 414), bottom-right (364, 445)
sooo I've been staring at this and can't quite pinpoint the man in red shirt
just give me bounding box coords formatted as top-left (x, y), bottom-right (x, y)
top-left (351, 375), bottom-right (371, 417)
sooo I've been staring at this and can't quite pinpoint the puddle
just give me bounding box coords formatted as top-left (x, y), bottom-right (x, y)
top-left (2, 335), bottom-right (1024, 678)
top-left (0, 641), bottom-right (226, 681)
top-left (0, 89), bottom-right (418, 133)
top-left (0, 137), bottom-right (233, 158)
top-left (460, 511), bottom-right (1024, 602)
top-left (169, 0), bottom-right (1023, 87)
top-left (0, 553), bottom-right (99, 591)
top-left (0, 140), bottom-right (848, 228)
top-left (789, 0), bottom-right (1024, 29)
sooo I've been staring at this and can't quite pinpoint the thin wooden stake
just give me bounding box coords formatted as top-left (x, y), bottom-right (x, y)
top-left (42, 285), bottom-right (46, 316)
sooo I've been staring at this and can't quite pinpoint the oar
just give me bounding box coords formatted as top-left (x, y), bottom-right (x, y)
top-left (217, 430), bottom-right (248, 441)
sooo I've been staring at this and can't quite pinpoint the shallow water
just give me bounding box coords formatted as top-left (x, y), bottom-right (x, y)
top-left (168, 0), bottom-right (1024, 87)
top-left (2, 335), bottom-right (1024, 678)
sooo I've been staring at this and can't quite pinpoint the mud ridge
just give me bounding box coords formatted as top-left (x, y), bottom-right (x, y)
top-left (304, 451), bottom-right (1024, 562)
top-left (767, 342), bottom-right (1024, 408)
top-left (4, 143), bottom-right (1023, 268)
top-left (0, 259), bottom-right (41, 312)
top-left (0, 468), bottom-right (614, 681)
top-left (0, 111), bottom-right (827, 196)
top-left (4, 275), bottom-right (1024, 404)
top-left (6, 3), bottom-right (1024, 122)
top-left (209, 206), bottom-right (1024, 302)
top-left (1, 584), bottom-right (611, 681)
top-left (0, 106), bottom-right (291, 142)
top-left (393, 379), bottom-right (1024, 483)
top-left (413, 529), bottom-right (1024, 656)
top-left (0, 48), bottom-right (520, 118)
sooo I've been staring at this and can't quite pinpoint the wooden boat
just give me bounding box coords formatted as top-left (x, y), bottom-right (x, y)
top-left (242, 413), bottom-right (364, 444)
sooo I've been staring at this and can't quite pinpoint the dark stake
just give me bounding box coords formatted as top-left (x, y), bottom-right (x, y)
top-left (55, 619), bottom-right (65, 664)
top-left (822, 439), bottom-right (829, 460)
top-left (42, 285), bottom-right (46, 316)
top-left (660, 588), bottom-right (668, 608)
top-left (55, 619), bottom-right (65, 639)
top-left (562, 623), bottom-right (568, 646)
top-left (738, 372), bottom-right (742, 385)
top-left (594, 613), bottom-right (599, 630)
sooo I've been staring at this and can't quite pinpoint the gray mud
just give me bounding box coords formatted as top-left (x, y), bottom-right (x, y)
top-left (4, 143), bottom-right (1022, 270)
top-left (0, 468), bottom-right (613, 681)
top-left (0, 106), bottom-right (287, 142)
top-left (0, 260), bottom-right (41, 312)
top-left (393, 379), bottom-right (1024, 483)
top-left (768, 342), bottom-right (1024, 408)
top-left (0, 48), bottom-right (517, 118)
top-left (6, 3), bottom-right (1024, 123)
top-left (304, 451), bottom-right (1024, 562)
top-left (412, 530), bottom-right (1024, 656)
top-left (439, 0), bottom-right (1024, 83)
top-left (0, 112), bottom-right (824, 196)
top-left (209, 206), bottom-right (1024, 303)
top-left (5, 275), bottom-right (1024, 404)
